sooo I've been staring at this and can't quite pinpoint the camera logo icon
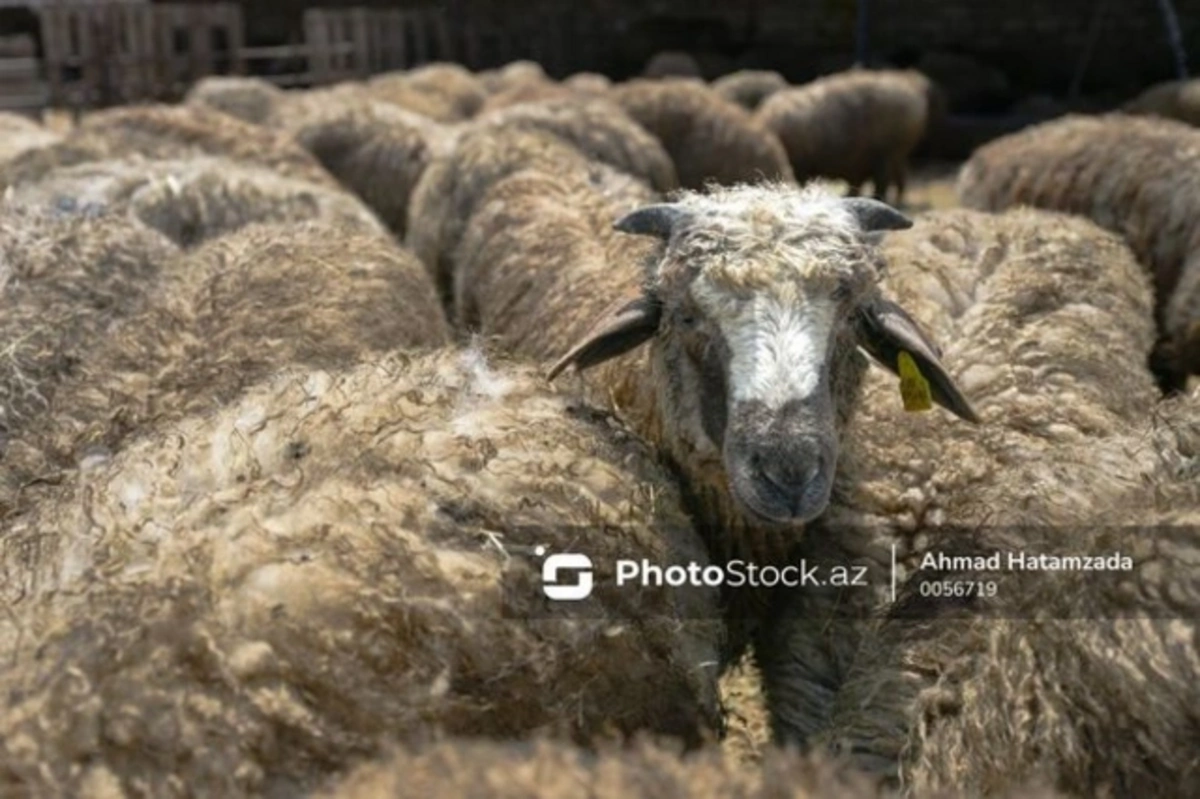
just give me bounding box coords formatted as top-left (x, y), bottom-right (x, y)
top-left (536, 546), bottom-right (594, 600)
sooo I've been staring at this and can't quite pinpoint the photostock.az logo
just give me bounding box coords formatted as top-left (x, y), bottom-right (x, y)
top-left (536, 546), bottom-right (593, 600)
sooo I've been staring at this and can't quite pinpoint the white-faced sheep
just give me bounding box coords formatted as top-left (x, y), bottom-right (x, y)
top-left (712, 70), bottom-right (789, 112)
top-left (756, 205), bottom-right (1159, 744)
top-left (611, 78), bottom-right (795, 189)
top-left (956, 112), bottom-right (1200, 392)
top-left (462, 181), bottom-right (977, 661)
top-left (406, 101), bottom-right (676, 299)
top-left (755, 208), bottom-right (1200, 797)
top-left (0, 348), bottom-right (722, 797)
top-left (364, 63), bottom-right (488, 122)
top-left (0, 103), bottom-right (337, 191)
top-left (183, 75), bottom-right (289, 126)
top-left (1, 219), bottom-right (447, 520)
top-left (756, 69), bottom-right (939, 204)
top-left (1123, 78), bottom-right (1200, 127)
top-left (7, 155), bottom-right (385, 248)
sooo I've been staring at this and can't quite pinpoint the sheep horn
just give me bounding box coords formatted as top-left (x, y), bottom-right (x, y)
top-left (614, 204), bottom-right (689, 239)
top-left (842, 198), bottom-right (914, 232)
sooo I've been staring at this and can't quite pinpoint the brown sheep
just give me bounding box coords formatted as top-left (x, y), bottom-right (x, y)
top-left (956, 112), bottom-right (1200, 392)
top-left (478, 59), bottom-right (551, 94)
top-left (7, 155), bottom-right (385, 248)
top-left (0, 111), bottom-right (60, 167)
top-left (643, 51), bottom-right (705, 80)
top-left (0, 205), bottom-right (180, 514)
top-left (756, 69), bottom-right (937, 204)
top-left (0, 103), bottom-right (335, 191)
top-left (1123, 78), bottom-right (1200, 127)
top-left (712, 70), bottom-right (789, 111)
top-left (288, 101), bottom-right (447, 237)
top-left (611, 78), bottom-right (795, 189)
top-left (563, 71), bottom-right (613, 94)
top-left (0, 220), bottom-right (448, 519)
top-left (183, 75), bottom-right (288, 126)
top-left (406, 100), bottom-right (676, 300)
top-left (316, 737), bottom-right (905, 799)
top-left (0, 348), bottom-right (722, 797)
top-left (365, 63), bottom-right (488, 122)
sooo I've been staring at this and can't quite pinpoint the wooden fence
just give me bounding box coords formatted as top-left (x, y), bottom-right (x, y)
top-left (0, 3), bottom-right (451, 111)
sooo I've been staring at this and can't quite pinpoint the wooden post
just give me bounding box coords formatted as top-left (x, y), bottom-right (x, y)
top-left (304, 9), bottom-right (332, 84)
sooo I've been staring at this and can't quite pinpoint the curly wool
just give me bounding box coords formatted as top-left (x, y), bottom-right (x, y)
top-left (957, 112), bottom-right (1200, 388)
top-left (0, 348), bottom-right (721, 797)
top-left (1, 220), bottom-right (448, 518)
top-left (7, 155), bottom-right (385, 248)
top-left (611, 78), bottom-right (795, 189)
top-left (0, 103), bottom-right (336, 191)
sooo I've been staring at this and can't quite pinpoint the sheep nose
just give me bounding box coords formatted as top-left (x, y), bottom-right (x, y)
top-left (750, 449), bottom-right (824, 516)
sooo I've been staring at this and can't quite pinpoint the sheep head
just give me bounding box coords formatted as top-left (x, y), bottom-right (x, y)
top-left (549, 183), bottom-right (976, 526)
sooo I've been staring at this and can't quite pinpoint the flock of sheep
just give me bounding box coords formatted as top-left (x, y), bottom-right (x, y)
top-left (1, 52), bottom-right (1199, 798)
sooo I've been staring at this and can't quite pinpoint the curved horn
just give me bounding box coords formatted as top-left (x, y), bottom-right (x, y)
top-left (842, 198), bottom-right (913, 233)
top-left (614, 204), bottom-right (689, 239)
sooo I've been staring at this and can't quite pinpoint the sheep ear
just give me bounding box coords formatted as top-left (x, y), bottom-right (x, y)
top-left (547, 292), bottom-right (662, 380)
top-left (842, 198), bottom-right (913, 232)
top-left (614, 204), bottom-right (688, 239)
top-left (856, 298), bottom-right (980, 423)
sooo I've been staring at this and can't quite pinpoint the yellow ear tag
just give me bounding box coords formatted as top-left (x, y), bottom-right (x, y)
top-left (897, 351), bottom-right (933, 412)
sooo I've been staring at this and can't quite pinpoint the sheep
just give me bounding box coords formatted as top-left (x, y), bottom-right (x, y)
top-left (643, 51), bottom-right (705, 80)
top-left (0, 205), bottom-right (180, 513)
top-left (756, 69), bottom-right (938, 204)
top-left (610, 78), bottom-right (795, 189)
top-left (752, 209), bottom-right (1200, 796)
top-left (464, 181), bottom-right (977, 662)
top-left (0, 103), bottom-right (336, 191)
top-left (563, 72), bottom-right (613, 94)
top-left (471, 98), bottom-right (678, 192)
top-left (477, 80), bottom-right (582, 114)
top-left (452, 165), bottom-right (659, 410)
top-left (956, 112), bottom-right (1200, 392)
top-left (0, 111), bottom-right (60, 167)
top-left (287, 102), bottom-right (447, 237)
top-left (6, 155), bottom-right (385, 248)
top-left (365, 63), bottom-right (488, 122)
top-left (0, 347), bottom-right (723, 797)
top-left (816, 394), bottom-right (1200, 796)
top-left (755, 205), bottom-right (1159, 749)
top-left (0, 219), bottom-right (448, 519)
top-left (1123, 78), bottom-right (1200, 127)
top-left (478, 59), bottom-right (551, 94)
top-left (712, 70), bottom-right (789, 111)
top-left (183, 75), bottom-right (289, 126)
top-left (315, 737), bottom-right (922, 799)
top-left (406, 101), bottom-right (676, 299)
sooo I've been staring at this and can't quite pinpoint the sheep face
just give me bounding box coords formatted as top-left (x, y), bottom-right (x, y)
top-left (550, 184), bottom-right (978, 526)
